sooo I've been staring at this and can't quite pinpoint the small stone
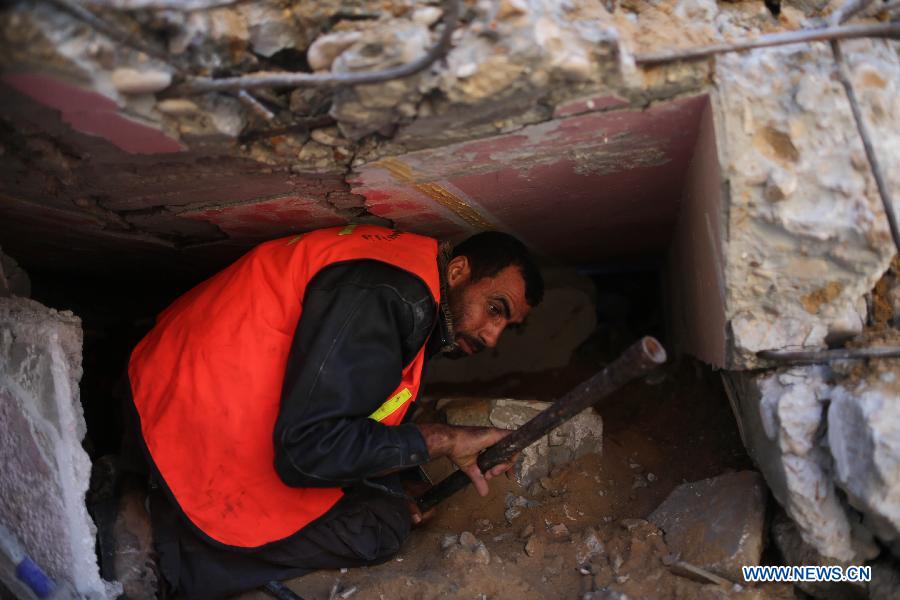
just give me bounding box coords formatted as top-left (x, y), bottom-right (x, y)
top-left (459, 531), bottom-right (479, 549)
top-left (473, 543), bottom-right (491, 565)
top-left (441, 534), bottom-right (459, 550)
top-left (505, 507), bottom-right (522, 522)
top-left (524, 535), bottom-right (543, 557)
top-left (646, 473), bottom-right (657, 483)
top-left (456, 63), bottom-right (478, 79)
top-left (764, 168), bottom-right (797, 202)
top-left (310, 127), bottom-right (349, 148)
top-left (575, 527), bottom-right (605, 564)
top-left (498, 0), bottom-right (529, 19)
top-left (631, 475), bottom-right (647, 489)
top-left (156, 99), bottom-right (199, 116)
top-left (111, 68), bottom-right (172, 95)
top-left (475, 518), bottom-right (492, 533)
top-left (620, 519), bottom-right (645, 532)
top-left (412, 6), bottom-right (443, 26)
top-left (307, 30), bottom-right (364, 71)
top-left (548, 523), bottom-right (570, 540)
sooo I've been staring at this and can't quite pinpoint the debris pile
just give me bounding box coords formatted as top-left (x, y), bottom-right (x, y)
top-left (439, 397), bottom-right (603, 488)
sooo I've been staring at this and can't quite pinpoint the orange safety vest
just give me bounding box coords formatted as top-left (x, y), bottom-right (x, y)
top-left (128, 225), bottom-right (440, 548)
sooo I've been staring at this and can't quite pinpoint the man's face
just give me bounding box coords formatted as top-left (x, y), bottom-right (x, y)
top-left (445, 256), bottom-right (531, 357)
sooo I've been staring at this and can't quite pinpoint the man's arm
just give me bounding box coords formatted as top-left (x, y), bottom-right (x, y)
top-left (273, 261), bottom-right (433, 487)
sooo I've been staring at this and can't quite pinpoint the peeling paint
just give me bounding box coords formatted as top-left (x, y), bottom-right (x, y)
top-left (2, 73), bottom-right (183, 155)
top-left (179, 195), bottom-right (345, 238)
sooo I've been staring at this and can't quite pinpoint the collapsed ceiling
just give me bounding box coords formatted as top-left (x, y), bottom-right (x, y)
top-left (0, 71), bottom-right (705, 276)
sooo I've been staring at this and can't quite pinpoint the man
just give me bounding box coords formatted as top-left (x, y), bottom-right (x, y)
top-left (125, 224), bottom-right (543, 597)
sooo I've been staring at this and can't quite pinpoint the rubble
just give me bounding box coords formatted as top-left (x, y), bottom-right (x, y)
top-left (718, 39), bottom-right (900, 368)
top-left (0, 297), bottom-right (117, 598)
top-left (444, 530), bottom-right (491, 566)
top-left (442, 397), bottom-right (603, 487)
top-left (828, 359), bottom-right (900, 552)
top-left (648, 471), bottom-right (767, 581)
top-left (724, 356), bottom-right (900, 564)
top-left (770, 510), bottom-right (867, 600)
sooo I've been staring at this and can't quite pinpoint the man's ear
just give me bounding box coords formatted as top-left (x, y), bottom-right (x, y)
top-left (446, 255), bottom-right (470, 288)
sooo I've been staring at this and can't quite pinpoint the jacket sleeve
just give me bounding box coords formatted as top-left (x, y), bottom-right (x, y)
top-left (273, 261), bottom-right (433, 488)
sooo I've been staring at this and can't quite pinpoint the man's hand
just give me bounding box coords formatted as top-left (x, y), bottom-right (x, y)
top-left (416, 424), bottom-right (516, 497)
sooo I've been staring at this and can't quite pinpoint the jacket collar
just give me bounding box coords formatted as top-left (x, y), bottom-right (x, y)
top-left (429, 241), bottom-right (458, 357)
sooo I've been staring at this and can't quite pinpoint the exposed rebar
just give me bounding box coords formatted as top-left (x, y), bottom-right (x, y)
top-left (831, 40), bottom-right (900, 255)
top-left (44, 0), bottom-right (171, 62)
top-left (635, 22), bottom-right (900, 65)
top-left (237, 90), bottom-right (276, 122)
top-left (828, 0), bottom-right (877, 26)
top-left (162, 0), bottom-right (460, 97)
top-left (758, 346), bottom-right (900, 365)
top-left (82, 0), bottom-right (246, 10)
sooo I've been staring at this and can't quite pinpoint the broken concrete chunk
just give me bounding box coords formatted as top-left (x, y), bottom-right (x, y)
top-left (575, 527), bottom-right (605, 564)
top-left (111, 68), bottom-right (172, 95)
top-left (828, 380), bottom-right (900, 551)
top-left (771, 510), bottom-right (867, 600)
top-left (445, 531), bottom-right (490, 566)
top-left (241, 4), bottom-right (306, 58)
top-left (441, 397), bottom-right (603, 488)
top-left (307, 30), bottom-right (364, 71)
top-left (156, 99), bottom-right (200, 116)
top-left (0, 297), bottom-right (115, 597)
top-left (524, 534), bottom-right (543, 557)
top-left (548, 523), bottom-right (571, 541)
top-left (648, 471), bottom-right (767, 582)
top-left (411, 6), bottom-right (443, 27)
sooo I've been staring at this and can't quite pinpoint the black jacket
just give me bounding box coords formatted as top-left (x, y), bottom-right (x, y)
top-left (272, 260), bottom-right (448, 488)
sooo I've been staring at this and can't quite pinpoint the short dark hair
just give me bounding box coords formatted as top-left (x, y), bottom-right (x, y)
top-left (452, 231), bottom-right (544, 307)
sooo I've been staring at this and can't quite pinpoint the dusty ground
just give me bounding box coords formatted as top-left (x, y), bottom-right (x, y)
top-left (236, 358), bottom-right (795, 600)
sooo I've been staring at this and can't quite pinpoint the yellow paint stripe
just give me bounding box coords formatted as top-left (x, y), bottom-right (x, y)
top-left (369, 388), bottom-right (412, 422)
top-left (375, 158), bottom-right (493, 230)
top-left (338, 223), bottom-right (358, 236)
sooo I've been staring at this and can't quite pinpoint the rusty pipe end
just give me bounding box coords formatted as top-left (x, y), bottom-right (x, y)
top-left (641, 336), bottom-right (667, 365)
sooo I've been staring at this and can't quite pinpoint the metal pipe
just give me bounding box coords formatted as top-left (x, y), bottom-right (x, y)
top-left (758, 345), bottom-right (900, 365)
top-left (416, 337), bottom-right (667, 512)
top-left (44, 0), bottom-right (171, 63)
top-left (635, 22), bottom-right (900, 65)
top-left (162, 0), bottom-right (460, 96)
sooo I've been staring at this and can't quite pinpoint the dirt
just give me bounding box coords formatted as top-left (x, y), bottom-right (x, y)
top-left (235, 359), bottom-right (795, 600)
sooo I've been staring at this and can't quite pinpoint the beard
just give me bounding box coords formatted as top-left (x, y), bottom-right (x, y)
top-left (443, 283), bottom-right (485, 358)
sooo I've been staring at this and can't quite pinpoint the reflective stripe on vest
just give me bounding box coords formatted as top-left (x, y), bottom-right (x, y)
top-left (128, 225), bottom-right (440, 548)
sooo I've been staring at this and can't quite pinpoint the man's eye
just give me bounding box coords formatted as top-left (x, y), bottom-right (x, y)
top-left (488, 304), bottom-right (500, 316)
